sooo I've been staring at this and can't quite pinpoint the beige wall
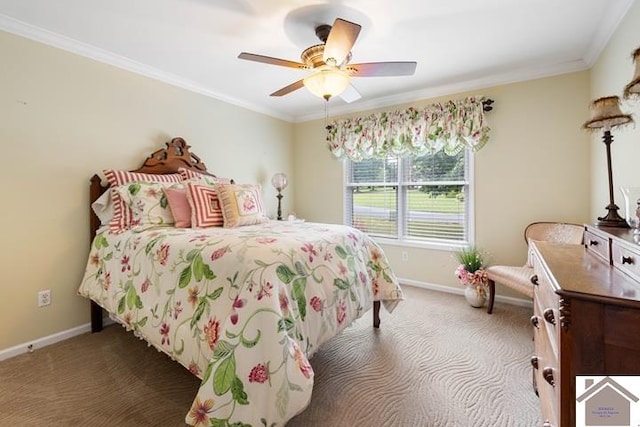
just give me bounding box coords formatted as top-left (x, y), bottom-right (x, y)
top-left (590, 1), bottom-right (640, 220)
top-left (4, 1), bottom-right (638, 352)
top-left (293, 72), bottom-right (592, 292)
top-left (0, 30), bottom-right (293, 351)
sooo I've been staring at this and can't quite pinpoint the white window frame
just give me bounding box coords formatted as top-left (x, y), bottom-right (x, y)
top-left (343, 151), bottom-right (475, 251)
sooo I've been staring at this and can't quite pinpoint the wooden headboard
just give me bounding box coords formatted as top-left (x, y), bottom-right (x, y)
top-left (89, 137), bottom-right (213, 241)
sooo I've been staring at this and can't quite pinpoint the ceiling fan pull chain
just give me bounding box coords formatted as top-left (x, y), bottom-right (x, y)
top-left (324, 100), bottom-right (329, 128)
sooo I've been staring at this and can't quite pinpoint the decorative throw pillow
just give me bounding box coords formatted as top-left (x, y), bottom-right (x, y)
top-left (116, 182), bottom-right (182, 231)
top-left (216, 183), bottom-right (269, 228)
top-left (185, 181), bottom-right (224, 228)
top-left (104, 170), bottom-right (182, 233)
top-left (164, 187), bottom-right (192, 228)
top-left (178, 167), bottom-right (233, 186)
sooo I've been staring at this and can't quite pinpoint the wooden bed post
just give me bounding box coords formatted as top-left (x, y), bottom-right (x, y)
top-left (91, 301), bottom-right (103, 333)
top-left (89, 174), bottom-right (105, 333)
top-left (373, 301), bottom-right (380, 328)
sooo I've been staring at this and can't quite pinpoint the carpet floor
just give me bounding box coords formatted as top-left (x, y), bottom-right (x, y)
top-left (0, 286), bottom-right (542, 426)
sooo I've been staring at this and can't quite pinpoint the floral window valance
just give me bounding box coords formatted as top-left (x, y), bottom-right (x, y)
top-left (326, 96), bottom-right (491, 161)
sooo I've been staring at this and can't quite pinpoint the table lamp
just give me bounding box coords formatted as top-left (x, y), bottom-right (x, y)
top-left (271, 173), bottom-right (288, 220)
top-left (583, 96), bottom-right (634, 228)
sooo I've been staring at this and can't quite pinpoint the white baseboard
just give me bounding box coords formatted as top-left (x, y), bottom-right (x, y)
top-left (398, 277), bottom-right (533, 308)
top-left (0, 317), bottom-right (113, 362)
top-left (1, 281), bottom-right (529, 362)
top-left (0, 323), bottom-right (91, 362)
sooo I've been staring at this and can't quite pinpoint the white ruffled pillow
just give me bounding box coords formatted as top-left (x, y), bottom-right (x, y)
top-left (91, 190), bottom-right (113, 226)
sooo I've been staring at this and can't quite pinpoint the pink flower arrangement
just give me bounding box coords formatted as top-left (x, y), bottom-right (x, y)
top-left (455, 246), bottom-right (489, 297)
top-left (455, 265), bottom-right (489, 295)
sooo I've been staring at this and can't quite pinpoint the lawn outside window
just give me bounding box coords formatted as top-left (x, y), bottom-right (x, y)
top-left (344, 150), bottom-right (474, 249)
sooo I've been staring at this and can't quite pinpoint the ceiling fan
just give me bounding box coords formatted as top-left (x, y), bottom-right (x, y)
top-left (238, 18), bottom-right (417, 102)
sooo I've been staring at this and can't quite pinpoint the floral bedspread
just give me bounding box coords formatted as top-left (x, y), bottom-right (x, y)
top-left (78, 221), bottom-right (403, 426)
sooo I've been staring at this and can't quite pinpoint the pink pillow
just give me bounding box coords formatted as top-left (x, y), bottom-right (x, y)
top-left (185, 182), bottom-right (224, 228)
top-left (104, 170), bottom-right (182, 233)
top-left (164, 188), bottom-right (192, 228)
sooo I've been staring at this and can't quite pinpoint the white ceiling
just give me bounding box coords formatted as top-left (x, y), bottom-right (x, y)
top-left (0, 0), bottom-right (635, 122)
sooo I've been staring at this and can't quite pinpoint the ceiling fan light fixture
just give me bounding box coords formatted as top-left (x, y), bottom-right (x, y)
top-left (303, 66), bottom-right (350, 101)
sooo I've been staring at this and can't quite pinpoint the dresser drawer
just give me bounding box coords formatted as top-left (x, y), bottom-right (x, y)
top-left (611, 241), bottom-right (640, 282)
top-left (534, 359), bottom-right (559, 427)
top-left (532, 300), bottom-right (559, 427)
top-left (532, 259), bottom-right (562, 342)
top-left (584, 230), bottom-right (610, 263)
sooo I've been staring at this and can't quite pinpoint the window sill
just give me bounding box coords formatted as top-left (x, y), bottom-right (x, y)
top-left (372, 236), bottom-right (470, 252)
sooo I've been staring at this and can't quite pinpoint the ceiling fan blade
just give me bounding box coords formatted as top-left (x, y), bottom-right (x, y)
top-left (270, 79), bottom-right (305, 97)
top-left (238, 52), bottom-right (306, 70)
top-left (340, 84), bottom-right (361, 103)
top-left (349, 62), bottom-right (417, 77)
top-left (323, 18), bottom-right (361, 66)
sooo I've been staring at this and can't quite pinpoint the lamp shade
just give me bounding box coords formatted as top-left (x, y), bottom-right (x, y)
top-left (624, 46), bottom-right (640, 99)
top-left (303, 66), bottom-right (350, 100)
top-left (271, 173), bottom-right (288, 191)
top-left (583, 96), bottom-right (633, 130)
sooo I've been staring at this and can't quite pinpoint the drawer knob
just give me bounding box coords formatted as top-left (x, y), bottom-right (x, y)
top-left (589, 239), bottom-right (599, 246)
top-left (622, 256), bottom-right (634, 265)
top-left (531, 275), bottom-right (539, 286)
top-left (530, 316), bottom-right (540, 328)
top-left (542, 367), bottom-right (555, 387)
top-left (543, 308), bottom-right (556, 325)
top-left (531, 356), bottom-right (539, 369)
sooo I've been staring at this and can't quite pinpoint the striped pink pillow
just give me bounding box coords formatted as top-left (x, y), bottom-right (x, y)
top-left (178, 167), bottom-right (233, 185)
top-left (104, 170), bottom-right (182, 233)
top-left (178, 167), bottom-right (209, 180)
top-left (185, 182), bottom-right (224, 228)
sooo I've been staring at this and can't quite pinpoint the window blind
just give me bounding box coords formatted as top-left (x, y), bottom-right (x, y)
top-left (345, 151), bottom-right (470, 244)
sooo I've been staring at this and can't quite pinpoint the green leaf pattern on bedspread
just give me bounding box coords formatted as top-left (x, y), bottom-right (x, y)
top-left (78, 221), bottom-right (403, 426)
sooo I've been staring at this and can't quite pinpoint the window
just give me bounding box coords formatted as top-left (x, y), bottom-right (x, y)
top-left (344, 150), bottom-right (473, 247)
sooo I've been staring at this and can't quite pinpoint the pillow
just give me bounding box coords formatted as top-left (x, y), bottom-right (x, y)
top-left (185, 181), bottom-right (224, 228)
top-left (164, 187), bottom-right (191, 228)
top-left (104, 170), bottom-right (182, 233)
top-left (178, 167), bottom-right (233, 186)
top-left (216, 183), bottom-right (269, 228)
top-left (116, 182), bottom-right (182, 231)
top-left (91, 189), bottom-right (113, 225)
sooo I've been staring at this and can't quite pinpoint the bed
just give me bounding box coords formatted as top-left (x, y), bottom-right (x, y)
top-left (78, 137), bottom-right (404, 426)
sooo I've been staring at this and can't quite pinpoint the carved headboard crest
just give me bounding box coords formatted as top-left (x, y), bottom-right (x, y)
top-left (89, 137), bottom-right (214, 241)
top-left (141, 137), bottom-right (207, 174)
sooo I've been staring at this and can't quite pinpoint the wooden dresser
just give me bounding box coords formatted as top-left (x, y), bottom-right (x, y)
top-left (530, 224), bottom-right (640, 427)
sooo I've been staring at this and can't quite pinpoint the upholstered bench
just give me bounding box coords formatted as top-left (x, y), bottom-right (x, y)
top-left (485, 222), bottom-right (584, 314)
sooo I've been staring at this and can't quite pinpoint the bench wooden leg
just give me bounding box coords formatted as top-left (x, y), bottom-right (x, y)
top-left (373, 300), bottom-right (381, 328)
top-left (487, 279), bottom-right (495, 314)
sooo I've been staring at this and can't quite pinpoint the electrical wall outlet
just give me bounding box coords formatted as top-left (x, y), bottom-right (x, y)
top-left (401, 251), bottom-right (409, 262)
top-left (38, 290), bottom-right (51, 307)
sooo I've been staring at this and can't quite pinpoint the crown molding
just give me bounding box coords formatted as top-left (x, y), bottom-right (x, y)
top-left (0, 13), bottom-right (294, 122)
top-left (294, 59), bottom-right (590, 123)
top-left (2, 2), bottom-right (631, 125)
top-left (582, 0), bottom-right (636, 67)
